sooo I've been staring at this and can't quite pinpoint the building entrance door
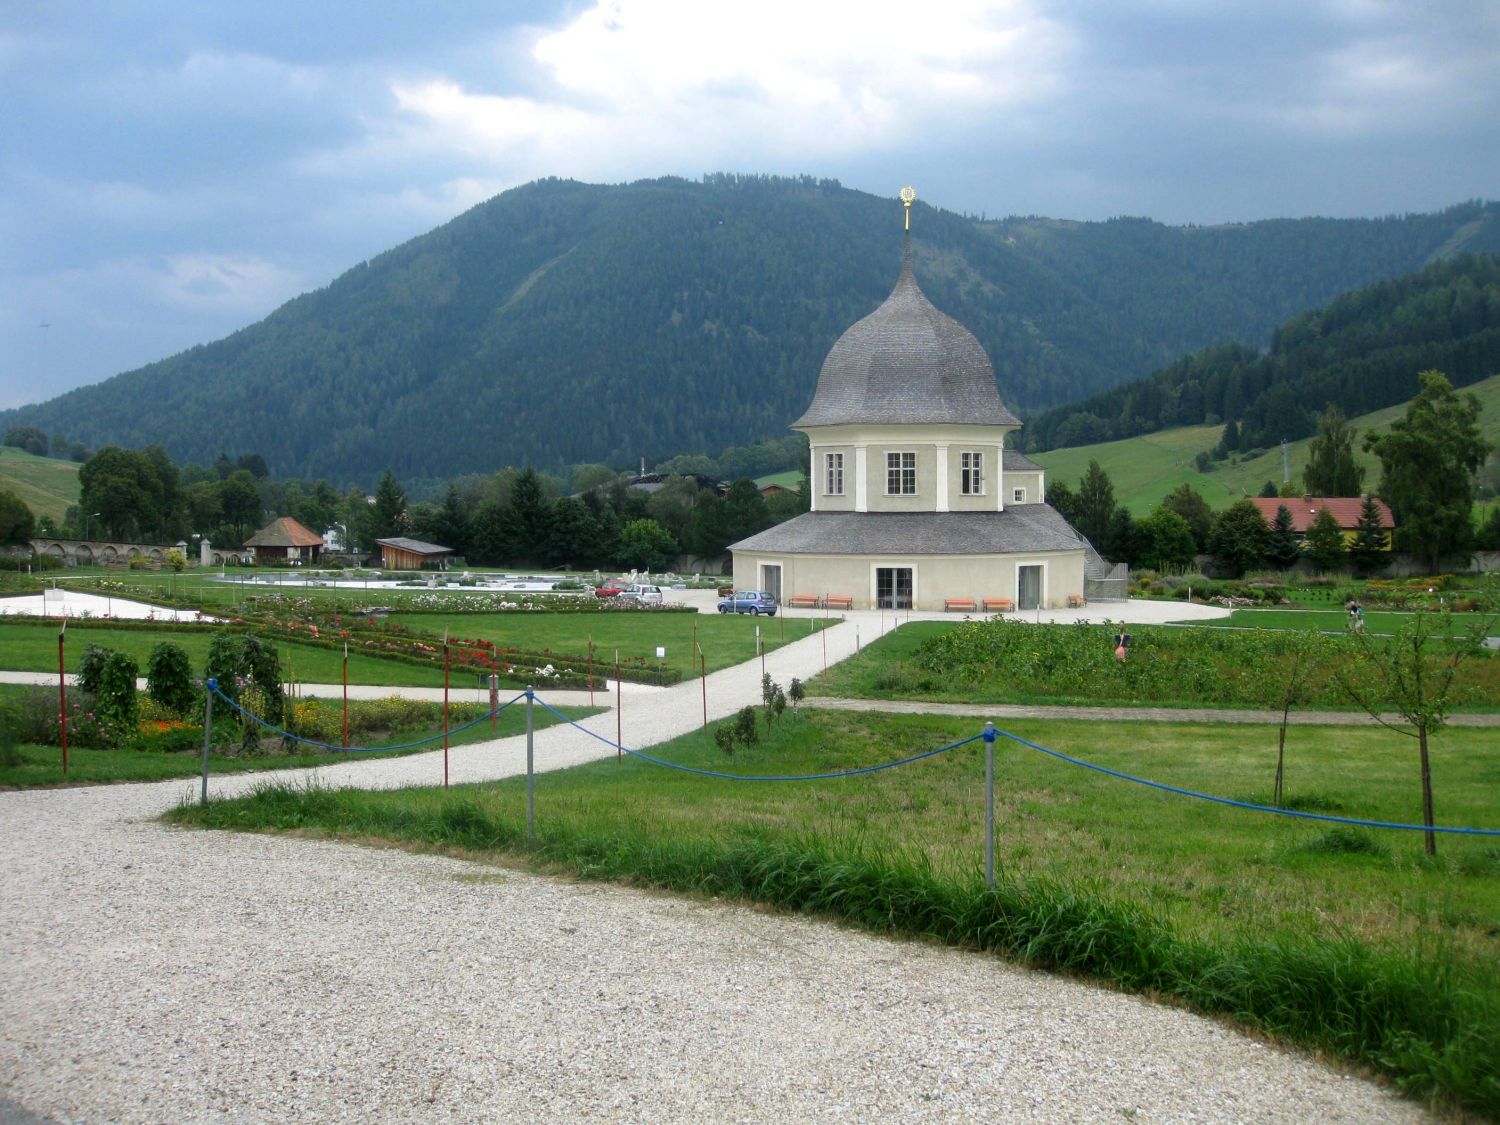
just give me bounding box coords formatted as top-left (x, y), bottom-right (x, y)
top-left (1017, 565), bottom-right (1043, 610)
top-left (760, 564), bottom-right (782, 601)
top-left (876, 567), bottom-right (913, 609)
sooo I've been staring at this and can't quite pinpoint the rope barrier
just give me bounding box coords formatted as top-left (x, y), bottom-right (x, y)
top-left (208, 683), bottom-right (526, 754)
top-left (534, 695), bottom-right (981, 781)
top-left (207, 682), bottom-right (1500, 836)
top-left (993, 725), bottom-right (1500, 836)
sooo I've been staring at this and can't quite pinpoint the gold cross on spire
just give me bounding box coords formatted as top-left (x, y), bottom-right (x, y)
top-left (899, 185), bottom-right (916, 231)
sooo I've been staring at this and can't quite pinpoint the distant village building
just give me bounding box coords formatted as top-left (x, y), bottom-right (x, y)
top-left (729, 189), bottom-right (1090, 610)
top-left (1249, 497), bottom-right (1395, 549)
top-left (376, 537), bottom-right (454, 570)
top-left (243, 517), bottom-right (323, 565)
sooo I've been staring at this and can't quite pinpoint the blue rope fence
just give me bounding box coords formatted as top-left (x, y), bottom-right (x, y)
top-left (208, 682), bottom-right (526, 754)
top-left (991, 724), bottom-right (1500, 837)
top-left (535, 695), bottom-right (982, 780)
top-left (208, 682), bottom-right (1500, 836)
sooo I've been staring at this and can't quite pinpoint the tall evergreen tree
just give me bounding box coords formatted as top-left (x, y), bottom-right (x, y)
top-left (1304, 509), bottom-right (1348, 573)
top-left (1348, 496), bottom-right (1391, 574)
top-left (1364, 371), bottom-right (1489, 572)
top-left (1266, 505), bottom-right (1303, 570)
top-left (1303, 405), bottom-right (1365, 496)
top-left (500, 467), bottom-right (551, 565)
top-left (370, 470), bottom-right (408, 542)
top-left (1075, 460), bottom-right (1115, 549)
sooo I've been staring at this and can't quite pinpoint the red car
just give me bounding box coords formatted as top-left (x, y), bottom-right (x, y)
top-left (595, 577), bottom-right (630, 599)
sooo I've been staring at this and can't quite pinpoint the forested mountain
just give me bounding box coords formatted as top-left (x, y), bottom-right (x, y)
top-left (5, 175), bottom-right (1498, 484)
top-left (1023, 253), bottom-right (1500, 452)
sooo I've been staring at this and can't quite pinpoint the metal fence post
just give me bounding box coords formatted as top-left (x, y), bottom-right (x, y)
top-left (983, 721), bottom-right (998, 888)
top-left (525, 685), bottom-right (535, 841)
top-left (201, 679), bottom-right (216, 807)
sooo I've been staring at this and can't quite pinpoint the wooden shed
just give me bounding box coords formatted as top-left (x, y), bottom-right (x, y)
top-left (376, 537), bottom-right (454, 570)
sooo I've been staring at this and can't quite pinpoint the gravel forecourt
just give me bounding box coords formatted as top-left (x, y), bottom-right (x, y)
top-left (1, 598), bottom-right (1435, 1122)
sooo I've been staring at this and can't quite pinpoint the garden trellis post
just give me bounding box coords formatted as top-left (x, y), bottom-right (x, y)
top-left (525, 685), bottom-right (535, 841)
top-left (57, 617), bottom-right (68, 776)
top-left (200, 679), bottom-right (215, 807)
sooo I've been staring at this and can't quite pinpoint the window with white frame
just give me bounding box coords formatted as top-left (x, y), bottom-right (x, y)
top-left (1012, 486), bottom-right (1027, 504)
top-left (886, 451), bottom-right (916, 495)
top-left (824, 451), bottom-right (844, 496)
top-left (960, 451), bottom-right (984, 495)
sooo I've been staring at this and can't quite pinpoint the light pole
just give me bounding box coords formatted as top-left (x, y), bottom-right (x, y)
top-left (86, 512), bottom-right (100, 540)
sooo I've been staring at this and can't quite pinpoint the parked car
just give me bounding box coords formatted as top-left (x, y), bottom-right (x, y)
top-left (717, 590), bottom-right (778, 616)
top-left (617, 583), bottom-right (664, 605)
top-left (595, 577), bottom-right (630, 599)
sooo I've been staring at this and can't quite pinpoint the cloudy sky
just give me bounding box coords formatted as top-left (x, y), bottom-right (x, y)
top-left (3, 0), bottom-right (1497, 410)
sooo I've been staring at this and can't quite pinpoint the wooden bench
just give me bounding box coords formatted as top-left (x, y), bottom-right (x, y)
top-left (982, 598), bottom-right (1014, 613)
top-left (824, 594), bottom-right (854, 610)
top-left (786, 594), bottom-right (821, 609)
top-left (944, 598), bottom-right (977, 612)
top-left (1067, 594), bottom-right (1085, 608)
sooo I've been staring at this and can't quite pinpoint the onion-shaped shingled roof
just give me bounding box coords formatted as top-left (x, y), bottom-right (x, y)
top-left (793, 246), bottom-right (1020, 429)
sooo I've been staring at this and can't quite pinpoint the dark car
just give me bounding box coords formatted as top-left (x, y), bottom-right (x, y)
top-left (717, 590), bottom-right (778, 616)
top-left (595, 578), bottom-right (630, 599)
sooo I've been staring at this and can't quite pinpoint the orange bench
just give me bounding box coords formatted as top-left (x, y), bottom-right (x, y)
top-left (1067, 594), bottom-right (1085, 608)
top-left (944, 598), bottom-right (977, 612)
top-left (787, 594), bottom-right (820, 609)
top-left (824, 594), bottom-right (853, 610)
top-left (982, 598), bottom-right (1014, 613)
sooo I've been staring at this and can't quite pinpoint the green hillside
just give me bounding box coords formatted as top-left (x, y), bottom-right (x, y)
top-left (4, 175), bottom-right (1497, 485)
top-left (1026, 253), bottom-right (1500, 453)
top-left (1032, 372), bottom-right (1500, 515)
top-left (0, 446), bottom-right (79, 524)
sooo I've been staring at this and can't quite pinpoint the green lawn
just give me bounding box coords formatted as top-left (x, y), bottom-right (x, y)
top-left (172, 709), bottom-right (1500, 1114)
top-left (804, 618), bottom-right (1500, 710)
top-left (0, 621), bottom-right (449, 687)
top-left (387, 609), bottom-right (830, 678)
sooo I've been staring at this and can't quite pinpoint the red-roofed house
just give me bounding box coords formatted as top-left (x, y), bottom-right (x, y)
top-left (1249, 497), bottom-right (1395, 550)
top-left (243, 517), bottom-right (324, 565)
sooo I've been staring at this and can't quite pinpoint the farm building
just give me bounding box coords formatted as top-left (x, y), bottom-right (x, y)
top-left (1249, 497), bottom-right (1395, 550)
top-left (243, 517), bottom-right (323, 565)
top-left (376, 537), bottom-right (454, 570)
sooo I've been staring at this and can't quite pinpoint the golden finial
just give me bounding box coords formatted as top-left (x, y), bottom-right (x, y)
top-left (899, 185), bottom-right (916, 231)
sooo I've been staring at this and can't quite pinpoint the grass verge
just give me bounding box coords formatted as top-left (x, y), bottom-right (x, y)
top-left (168, 710), bottom-right (1500, 1116)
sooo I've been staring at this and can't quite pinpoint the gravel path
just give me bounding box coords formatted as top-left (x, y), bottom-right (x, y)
top-left (0, 602), bottom-right (1436, 1122)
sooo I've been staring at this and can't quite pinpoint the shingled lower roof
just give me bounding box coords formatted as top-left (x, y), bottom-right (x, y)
top-left (729, 507), bottom-right (1087, 556)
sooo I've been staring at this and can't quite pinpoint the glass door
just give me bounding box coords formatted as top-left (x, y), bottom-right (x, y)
top-left (1017, 565), bottom-right (1043, 610)
top-left (876, 567), bottom-right (913, 609)
top-left (760, 564), bottom-right (782, 601)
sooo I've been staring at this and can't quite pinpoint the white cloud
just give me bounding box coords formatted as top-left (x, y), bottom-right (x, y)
top-left (376, 0), bottom-right (1073, 182)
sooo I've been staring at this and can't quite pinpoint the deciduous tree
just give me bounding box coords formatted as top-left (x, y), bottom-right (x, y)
top-left (1364, 371), bottom-right (1489, 572)
top-left (1207, 499), bottom-right (1271, 577)
top-left (1303, 405), bottom-right (1364, 496)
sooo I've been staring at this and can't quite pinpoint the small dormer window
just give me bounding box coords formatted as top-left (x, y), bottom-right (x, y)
top-left (1012, 487), bottom-right (1027, 504)
top-left (960, 451), bottom-right (984, 495)
top-left (887, 451), bottom-right (916, 495)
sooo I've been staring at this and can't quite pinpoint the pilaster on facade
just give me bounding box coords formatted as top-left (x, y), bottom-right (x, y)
top-left (935, 445), bottom-right (949, 512)
top-left (854, 445), bottom-right (868, 512)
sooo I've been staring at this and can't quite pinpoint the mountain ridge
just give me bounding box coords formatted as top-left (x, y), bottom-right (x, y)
top-left (5, 175), bottom-right (1497, 485)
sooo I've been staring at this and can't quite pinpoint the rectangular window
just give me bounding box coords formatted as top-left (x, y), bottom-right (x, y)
top-left (824, 452), bottom-right (844, 496)
top-left (1012, 487), bottom-right (1027, 504)
top-left (960, 451), bottom-right (984, 495)
top-left (886, 451), bottom-right (916, 495)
